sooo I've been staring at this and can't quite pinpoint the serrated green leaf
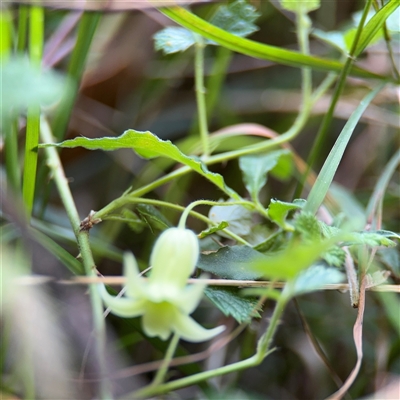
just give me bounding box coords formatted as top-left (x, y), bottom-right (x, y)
top-left (209, 0), bottom-right (260, 38)
top-left (161, 7), bottom-right (388, 81)
top-left (239, 150), bottom-right (289, 201)
top-left (153, 27), bottom-right (196, 54)
top-left (294, 212), bottom-right (321, 241)
top-left (322, 246), bottom-right (346, 267)
top-left (198, 246), bottom-right (266, 280)
top-left (343, 231), bottom-right (398, 248)
top-left (267, 198), bottom-right (304, 230)
top-left (251, 239), bottom-right (336, 280)
top-left (40, 129), bottom-right (240, 200)
top-left (199, 221), bottom-right (229, 239)
top-left (304, 84), bottom-right (385, 214)
top-left (1, 56), bottom-right (71, 125)
top-left (208, 203), bottom-right (253, 236)
top-left (285, 265), bottom-right (344, 297)
top-left (280, 0), bottom-right (320, 14)
top-left (204, 286), bottom-right (261, 324)
top-left (136, 204), bottom-right (172, 232)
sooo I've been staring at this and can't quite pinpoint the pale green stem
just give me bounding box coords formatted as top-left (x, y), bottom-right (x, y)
top-left (99, 196), bottom-right (250, 245)
top-left (129, 286), bottom-right (289, 399)
top-left (296, 9), bottom-right (312, 115)
top-left (194, 35), bottom-right (210, 158)
top-left (40, 117), bottom-right (113, 400)
top-left (151, 332), bottom-right (180, 387)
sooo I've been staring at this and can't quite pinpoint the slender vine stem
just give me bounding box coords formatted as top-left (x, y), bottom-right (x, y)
top-left (151, 333), bottom-right (180, 387)
top-left (40, 117), bottom-right (113, 400)
top-left (99, 196), bottom-right (252, 245)
top-left (194, 35), bottom-right (210, 158)
top-left (128, 287), bottom-right (289, 399)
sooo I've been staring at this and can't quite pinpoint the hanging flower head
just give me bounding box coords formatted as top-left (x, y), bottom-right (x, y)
top-left (99, 227), bottom-right (225, 342)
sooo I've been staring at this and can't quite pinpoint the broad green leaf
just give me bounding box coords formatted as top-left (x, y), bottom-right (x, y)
top-left (250, 239), bottom-right (336, 280)
top-left (304, 83), bottom-right (385, 214)
top-left (160, 7), bottom-right (388, 80)
top-left (270, 151), bottom-right (293, 181)
top-left (154, 27), bottom-right (195, 54)
top-left (1, 56), bottom-right (71, 125)
top-left (198, 246), bottom-right (267, 280)
top-left (136, 204), bottom-right (172, 232)
top-left (208, 203), bottom-right (253, 236)
top-left (267, 198), bottom-right (305, 230)
top-left (355, 0), bottom-right (400, 57)
top-left (239, 150), bottom-right (290, 201)
top-left (40, 129), bottom-right (240, 200)
top-left (280, 0), bottom-right (320, 13)
top-left (199, 221), bottom-right (229, 239)
top-left (204, 286), bottom-right (261, 324)
top-left (313, 29), bottom-right (348, 54)
top-left (284, 265), bottom-right (344, 297)
top-left (209, 0), bottom-right (260, 38)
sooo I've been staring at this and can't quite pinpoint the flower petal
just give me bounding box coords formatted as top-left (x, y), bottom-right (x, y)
top-left (172, 311), bottom-right (225, 343)
top-left (123, 252), bottom-right (146, 298)
top-left (149, 228), bottom-right (199, 289)
top-left (141, 302), bottom-right (175, 341)
top-left (99, 284), bottom-right (146, 318)
top-left (169, 282), bottom-right (206, 314)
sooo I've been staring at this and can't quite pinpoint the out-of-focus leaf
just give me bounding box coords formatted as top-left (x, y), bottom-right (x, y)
top-left (198, 246), bottom-right (266, 280)
top-left (280, 0), bottom-right (320, 13)
top-left (199, 221), bottom-right (229, 239)
top-left (329, 183), bottom-right (366, 229)
top-left (1, 56), bottom-right (70, 125)
top-left (40, 130), bottom-right (240, 200)
top-left (378, 248), bottom-right (400, 275)
top-left (270, 151), bottom-right (293, 181)
top-left (209, 203), bottom-right (253, 236)
top-left (136, 204), bottom-right (172, 232)
top-left (343, 230), bottom-right (399, 248)
top-left (313, 29), bottom-right (348, 53)
top-left (267, 198), bottom-right (305, 230)
top-left (209, 0), bottom-right (260, 38)
top-left (154, 0), bottom-right (260, 54)
top-left (204, 286), bottom-right (261, 324)
top-left (154, 27), bottom-right (195, 54)
top-left (304, 84), bottom-right (385, 214)
top-left (284, 265), bottom-right (344, 297)
top-left (239, 150), bottom-right (290, 201)
top-left (251, 239), bottom-right (336, 280)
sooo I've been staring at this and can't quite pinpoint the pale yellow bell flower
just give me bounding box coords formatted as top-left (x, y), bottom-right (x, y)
top-left (99, 228), bottom-right (225, 342)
